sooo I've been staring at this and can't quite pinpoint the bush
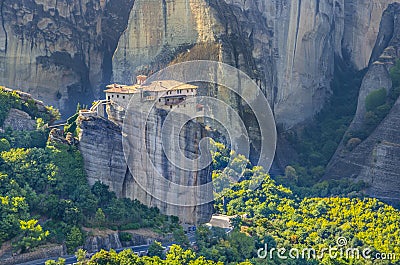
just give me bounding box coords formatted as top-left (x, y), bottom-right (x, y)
top-left (148, 241), bottom-right (165, 258)
top-left (365, 111), bottom-right (379, 127)
top-left (119, 232), bottom-right (132, 242)
top-left (0, 138), bottom-right (11, 152)
top-left (346, 138), bottom-right (362, 151)
top-left (375, 103), bottom-right (391, 120)
top-left (365, 88), bottom-right (387, 111)
top-left (65, 226), bottom-right (84, 253)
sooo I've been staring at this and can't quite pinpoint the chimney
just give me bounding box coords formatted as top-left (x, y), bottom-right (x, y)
top-left (136, 75), bottom-right (147, 85)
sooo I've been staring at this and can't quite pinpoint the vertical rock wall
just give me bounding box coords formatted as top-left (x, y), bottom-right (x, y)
top-left (78, 106), bottom-right (213, 225)
top-left (112, 0), bottom-right (396, 128)
top-left (0, 0), bottom-right (134, 116)
top-left (325, 3), bottom-right (400, 204)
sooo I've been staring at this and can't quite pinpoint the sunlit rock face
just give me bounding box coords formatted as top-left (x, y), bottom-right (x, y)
top-left (112, 0), bottom-right (395, 128)
top-left (77, 105), bottom-right (213, 225)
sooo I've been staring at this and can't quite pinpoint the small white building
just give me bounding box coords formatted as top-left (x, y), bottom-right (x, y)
top-left (104, 83), bottom-right (139, 108)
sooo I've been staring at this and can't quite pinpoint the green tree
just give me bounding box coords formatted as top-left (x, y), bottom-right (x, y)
top-left (166, 245), bottom-right (196, 264)
top-left (365, 88), bottom-right (387, 111)
top-left (173, 228), bottom-right (190, 249)
top-left (66, 226), bottom-right (84, 253)
top-left (285, 166), bottom-right (298, 184)
top-left (88, 249), bottom-right (118, 265)
top-left (94, 208), bottom-right (106, 228)
top-left (75, 248), bottom-right (88, 263)
top-left (228, 231), bottom-right (255, 260)
top-left (0, 138), bottom-right (10, 152)
top-left (17, 219), bottom-right (49, 253)
top-left (148, 241), bottom-right (165, 258)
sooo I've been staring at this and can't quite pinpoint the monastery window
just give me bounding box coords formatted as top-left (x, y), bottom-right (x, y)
top-left (123, 96), bottom-right (125, 99)
top-left (108, 96), bottom-right (110, 100)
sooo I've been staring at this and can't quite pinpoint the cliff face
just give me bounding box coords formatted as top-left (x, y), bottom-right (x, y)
top-left (0, 0), bottom-right (134, 116)
top-left (112, 0), bottom-right (396, 128)
top-left (77, 114), bottom-right (127, 196)
top-left (1, 0), bottom-right (396, 125)
top-left (326, 3), bottom-right (400, 204)
top-left (77, 106), bottom-right (213, 225)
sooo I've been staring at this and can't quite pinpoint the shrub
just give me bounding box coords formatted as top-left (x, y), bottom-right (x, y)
top-left (0, 138), bottom-right (11, 152)
top-left (119, 232), bottom-right (132, 242)
top-left (365, 111), bottom-right (379, 127)
top-left (375, 103), bottom-right (391, 120)
top-left (365, 88), bottom-right (387, 111)
top-left (346, 138), bottom-right (362, 151)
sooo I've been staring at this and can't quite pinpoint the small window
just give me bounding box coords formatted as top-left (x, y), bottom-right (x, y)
top-left (117, 95), bottom-right (119, 98)
top-left (123, 96), bottom-right (125, 99)
top-left (191, 89), bottom-right (193, 92)
top-left (170, 105), bottom-right (173, 109)
top-left (112, 95), bottom-right (114, 98)
top-left (108, 96), bottom-right (110, 100)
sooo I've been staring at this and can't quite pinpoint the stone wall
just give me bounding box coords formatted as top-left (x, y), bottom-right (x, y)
top-left (1, 245), bottom-right (64, 265)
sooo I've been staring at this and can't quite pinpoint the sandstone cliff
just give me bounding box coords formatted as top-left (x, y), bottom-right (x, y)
top-left (0, 0), bottom-right (134, 116)
top-left (326, 3), bottom-right (400, 204)
top-left (2, 109), bottom-right (36, 131)
top-left (77, 106), bottom-right (213, 224)
top-left (1, 0), bottom-right (396, 126)
top-left (77, 114), bottom-right (127, 197)
top-left (112, 0), bottom-right (396, 128)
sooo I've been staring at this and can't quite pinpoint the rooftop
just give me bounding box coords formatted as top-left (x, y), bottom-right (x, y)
top-left (104, 79), bottom-right (198, 94)
top-left (104, 84), bottom-right (140, 94)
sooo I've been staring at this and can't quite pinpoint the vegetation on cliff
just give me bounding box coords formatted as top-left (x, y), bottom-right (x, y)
top-left (0, 94), bottom-right (180, 255)
top-left (280, 63), bottom-right (366, 192)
